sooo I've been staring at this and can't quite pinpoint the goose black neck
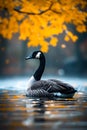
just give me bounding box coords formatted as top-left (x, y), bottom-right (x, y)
top-left (34, 55), bottom-right (46, 81)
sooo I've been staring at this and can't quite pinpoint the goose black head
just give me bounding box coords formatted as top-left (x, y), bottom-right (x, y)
top-left (25, 51), bottom-right (44, 60)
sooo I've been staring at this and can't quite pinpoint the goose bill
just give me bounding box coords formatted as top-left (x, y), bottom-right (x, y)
top-left (25, 56), bottom-right (33, 60)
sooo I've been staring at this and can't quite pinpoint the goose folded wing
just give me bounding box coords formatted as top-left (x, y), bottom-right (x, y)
top-left (47, 79), bottom-right (76, 94)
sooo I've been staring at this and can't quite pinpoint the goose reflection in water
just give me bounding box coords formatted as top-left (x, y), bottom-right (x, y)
top-left (23, 98), bottom-right (46, 126)
top-left (23, 97), bottom-right (81, 128)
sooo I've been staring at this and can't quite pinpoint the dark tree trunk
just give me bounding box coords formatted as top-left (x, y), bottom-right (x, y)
top-left (0, 36), bottom-right (7, 76)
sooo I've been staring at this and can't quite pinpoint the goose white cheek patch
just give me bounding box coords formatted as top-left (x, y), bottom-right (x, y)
top-left (36, 52), bottom-right (41, 59)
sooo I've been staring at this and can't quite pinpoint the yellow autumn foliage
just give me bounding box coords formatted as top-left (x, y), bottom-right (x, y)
top-left (50, 37), bottom-right (58, 47)
top-left (64, 35), bottom-right (70, 42)
top-left (0, 0), bottom-right (87, 52)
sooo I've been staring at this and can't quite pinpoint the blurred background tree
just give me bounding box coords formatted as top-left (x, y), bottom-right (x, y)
top-left (0, 0), bottom-right (87, 77)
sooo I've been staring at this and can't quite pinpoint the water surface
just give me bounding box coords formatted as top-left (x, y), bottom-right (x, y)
top-left (0, 77), bottom-right (87, 130)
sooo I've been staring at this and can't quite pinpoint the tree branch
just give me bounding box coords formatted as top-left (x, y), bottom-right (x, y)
top-left (51, 9), bottom-right (62, 15)
top-left (14, 2), bottom-right (53, 15)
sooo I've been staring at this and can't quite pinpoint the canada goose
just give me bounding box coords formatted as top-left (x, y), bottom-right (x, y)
top-left (25, 51), bottom-right (77, 98)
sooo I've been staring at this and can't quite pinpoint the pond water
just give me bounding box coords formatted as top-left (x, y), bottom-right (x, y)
top-left (0, 76), bottom-right (87, 130)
